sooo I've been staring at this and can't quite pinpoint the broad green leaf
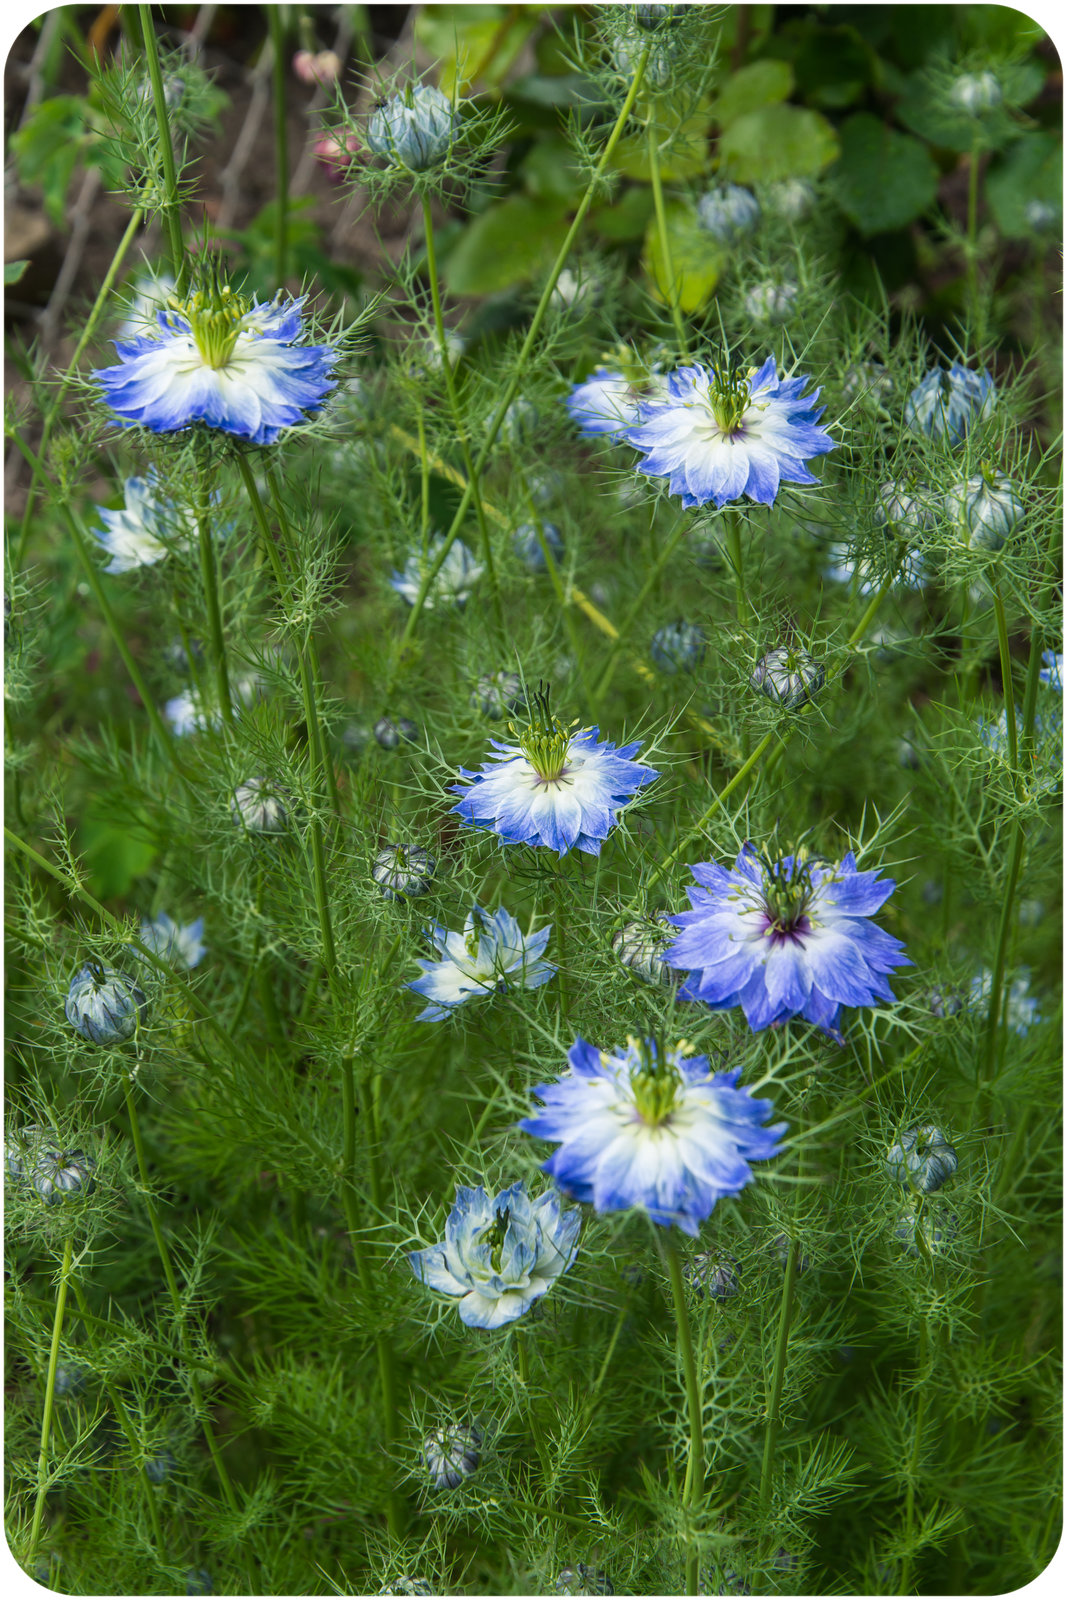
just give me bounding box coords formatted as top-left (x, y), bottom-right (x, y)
top-left (828, 113), bottom-right (939, 236)
top-left (443, 194), bottom-right (570, 296)
top-left (613, 102), bottom-right (713, 181)
top-left (642, 197), bottom-right (727, 314)
top-left (522, 137), bottom-right (586, 204)
top-left (717, 102), bottom-right (839, 184)
top-left (415, 4), bottom-right (536, 93)
top-left (4, 260), bottom-right (29, 285)
top-left (79, 807), bottom-right (158, 900)
top-left (711, 59), bottom-right (794, 127)
top-left (592, 185), bottom-right (656, 242)
top-left (986, 132), bottom-right (1063, 238)
top-left (10, 95), bottom-right (86, 226)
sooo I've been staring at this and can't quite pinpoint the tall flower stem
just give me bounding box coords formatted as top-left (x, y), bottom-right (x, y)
top-left (267, 7), bottom-right (290, 286)
top-left (138, 5), bottom-right (187, 293)
top-left (195, 453), bottom-right (233, 725)
top-left (27, 1237), bottom-right (75, 1563)
top-left (396, 44), bottom-right (651, 647)
top-left (758, 1235), bottom-right (800, 1517)
top-left (965, 132), bottom-right (982, 336)
top-left (123, 1077), bottom-right (239, 1512)
top-left (591, 508), bottom-right (690, 708)
top-left (421, 194), bottom-right (504, 640)
top-left (14, 205), bottom-right (144, 567)
top-left (724, 507), bottom-right (751, 628)
top-left (663, 1236), bottom-right (704, 1596)
top-left (648, 127), bottom-right (689, 359)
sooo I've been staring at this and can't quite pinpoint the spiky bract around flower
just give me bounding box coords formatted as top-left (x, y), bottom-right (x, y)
top-left (409, 1181), bottom-right (579, 1329)
top-left (666, 845), bottom-right (911, 1036)
top-left (520, 1037), bottom-right (785, 1235)
top-left (94, 284), bottom-right (337, 445)
top-left (451, 696), bottom-right (658, 856)
top-left (624, 357), bottom-right (834, 509)
top-left (408, 905), bottom-right (554, 1021)
top-left (904, 364), bottom-right (996, 445)
top-left (92, 473), bottom-right (195, 573)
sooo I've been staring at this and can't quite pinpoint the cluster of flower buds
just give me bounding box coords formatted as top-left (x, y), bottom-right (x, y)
top-left (886, 1124), bottom-right (959, 1194)
top-left (65, 963), bottom-right (147, 1044)
top-left (750, 646), bottom-right (825, 710)
top-left (423, 1421), bottom-right (482, 1489)
top-left (6, 1123), bottom-right (97, 1206)
top-left (373, 844), bottom-right (436, 900)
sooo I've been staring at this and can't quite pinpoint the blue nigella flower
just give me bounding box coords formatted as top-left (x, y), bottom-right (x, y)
top-left (1040, 649), bottom-right (1063, 691)
top-left (409, 1181), bottom-right (580, 1329)
top-left (94, 276), bottom-right (337, 445)
top-left (519, 1036), bottom-right (786, 1235)
top-left (408, 905), bottom-right (554, 1021)
top-left (969, 967), bottom-right (1041, 1034)
top-left (139, 912), bottom-right (205, 970)
top-left (365, 83), bottom-right (460, 172)
top-left (696, 183), bottom-right (761, 243)
top-left (92, 473), bottom-right (195, 573)
top-left (665, 845), bottom-right (911, 1036)
top-left (451, 688), bottom-right (658, 856)
top-left (566, 367), bottom-right (644, 440)
top-left (624, 357), bottom-right (834, 509)
top-left (390, 535), bottom-right (484, 609)
top-left (904, 364), bottom-right (996, 446)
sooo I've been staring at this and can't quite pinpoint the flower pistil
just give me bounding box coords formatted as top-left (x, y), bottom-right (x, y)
top-left (628, 1036), bottom-right (682, 1125)
top-left (172, 283), bottom-right (252, 369)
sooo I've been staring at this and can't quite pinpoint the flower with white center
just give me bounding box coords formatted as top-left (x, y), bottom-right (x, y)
top-left (665, 845), bottom-right (911, 1036)
top-left (423, 1422), bottom-right (482, 1489)
top-left (372, 843), bottom-right (436, 899)
top-left (65, 963), bottom-right (148, 1045)
top-left (408, 905), bottom-right (554, 1021)
top-left (94, 273), bottom-right (337, 445)
top-left (139, 912), bottom-right (205, 970)
top-left (390, 535), bottom-right (483, 609)
top-left (520, 1036), bottom-right (785, 1235)
top-left (949, 70), bottom-right (1002, 114)
top-left (1040, 649), bottom-right (1063, 691)
top-left (409, 1180), bottom-right (579, 1327)
top-left (886, 1124), bottom-right (958, 1195)
top-left (92, 473), bottom-right (196, 574)
top-left (944, 470), bottom-right (1024, 550)
top-left (969, 967), bottom-right (1041, 1034)
top-left (366, 84), bottom-right (460, 172)
top-left (624, 357), bottom-right (834, 510)
top-left (904, 364), bottom-right (996, 446)
top-left (451, 688), bottom-right (658, 856)
top-left (696, 183), bottom-right (761, 243)
top-left (742, 280), bottom-right (797, 326)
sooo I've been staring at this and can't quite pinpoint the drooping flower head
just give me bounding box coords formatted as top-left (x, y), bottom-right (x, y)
top-left (520, 1036), bottom-right (785, 1235)
top-left (666, 845), bottom-right (911, 1036)
top-left (625, 355), bottom-right (834, 509)
top-left (94, 263), bottom-right (337, 445)
top-left (92, 472), bottom-right (195, 573)
top-left (904, 363), bottom-right (996, 446)
top-left (409, 1180), bottom-right (580, 1328)
top-left (408, 905), bottom-right (554, 1021)
top-left (451, 685), bottom-right (658, 856)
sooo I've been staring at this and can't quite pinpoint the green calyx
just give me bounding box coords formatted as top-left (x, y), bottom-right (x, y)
top-left (173, 282), bottom-right (251, 369)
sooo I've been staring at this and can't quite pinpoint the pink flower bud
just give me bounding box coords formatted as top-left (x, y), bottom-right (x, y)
top-left (294, 48), bottom-right (342, 87)
top-left (313, 131), bottom-right (359, 180)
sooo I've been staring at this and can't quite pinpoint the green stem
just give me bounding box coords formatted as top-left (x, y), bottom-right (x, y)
top-left (138, 5), bottom-right (186, 292)
top-left (421, 194), bottom-right (504, 640)
top-left (267, 7), bottom-right (289, 286)
top-left (664, 1237), bottom-right (704, 1596)
top-left (965, 132), bottom-right (981, 333)
top-left (15, 206), bottom-right (144, 567)
top-left (28, 1237), bottom-right (74, 1562)
top-left (195, 456), bottom-right (233, 725)
top-left (648, 127), bottom-right (688, 358)
top-left (759, 1233), bottom-right (800, 1517)
top-left (591, 508), bottom-right (690, 707)
top-left (724, 507), bottom-right (750, 629)
top-left (395, 43), bottom-right (651, 650)
top-left (992, 584), bottom-right (1017, 769)
top-left (123, 1079), bottom-right (239, 1511)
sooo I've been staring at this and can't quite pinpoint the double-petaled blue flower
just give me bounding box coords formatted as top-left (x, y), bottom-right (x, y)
top-left (408, 905), bottom-right (554, 1021)
top-left (666, 845), bottom-right (911, 1036)
top-left (520, 1037), bottom-right (785, 1235)
top-left (624, 357), bottom-right (834, 509)
top-left (904, 364), bottom-right (996, 446)
top-left (452, 696), bottom-right (657, 856)
top-left (94, 283), bottom-right (336, 445)
top-left (409, 1181), bottom-right (580, 1329)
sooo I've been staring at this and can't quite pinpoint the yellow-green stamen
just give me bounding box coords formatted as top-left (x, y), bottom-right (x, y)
top-left (629, 1036), bottom-right (681, 1126)
top-left (708, 364), bottom-right (753, 435)
top-left (514, 687), bottom-right (573, 783)
top-left (172, 284), bottom-right (251, 369)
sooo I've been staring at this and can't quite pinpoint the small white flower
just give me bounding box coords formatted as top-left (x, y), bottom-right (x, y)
top-left (139, 912), bottom-right (206, 969)
top-left (93, 474), bottom-right (195, 574)
top-left (408, 905), bottom-right (554, 1021)
top-left (390, 535), bottom-right (484, 609)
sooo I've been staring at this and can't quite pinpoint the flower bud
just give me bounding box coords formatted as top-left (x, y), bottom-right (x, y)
top-left (65, 964), bottom-right (148, 1044)
top-left (293, 49), bottom-right (342, 87)
top-left (649, 620), bottom-right (707, 674)
top-left (944, 471), bottom-right (1024, 551)
top-left (611, 37), bottom-right (676, 87)
top-left (378, 1580), bottom-right (434, 1596)
top-left (230, 777), bottom-right (289, 835)
top-left (611, 916), bottom-right (680, 988)
top-left (374, 716), bottom-right (419, 749)
top-left (905, 365), bottom-right (996, 445)
top-left (423, 1421), bottom-right (482, 1489)
top-left (684, 1249), bottom-right (740, 1302)
top-left (750, 646), bottom-right (825, 710)
top-left (366, 85), bottom-right (460, 173)
top-left (926, 984), bottom-right (964, 1018)
top-left (6, 1122), bottom-right (61, 1183)
top-left (765, 177), bottom-right (815, 221)
top-left (886, 1124), bottom-right (958, 1194)
top-left (373, 844), bottom-right (437, 900)
top-left (471, 671), bottom-right (525, 720)
top-left (314, 131), bottom-right (360, 180)
top-left (633, 2), bottom-right (686, 27)
top-left (894, 1200), bottom-right (958, 1258)
top-left (552, 267), bottom-right (599, 311)
top-left (743, 280), bottom-right (797, 325)
top-left (697, 184), bottom-right (761, 243)
top-left (875, 479), bottom-right (937, 537)
top-left (842, 361), bottom-right (894, 410)
top-left (773, 1233), bottom-right (811, 1275)
top-left (32, 1147), bottom-right (96, 1206)
top-left (513, 521), bottom-right (564, 573)
top-left (949, 70), bottom-right (1002, 114)
top-left (1024, 198), bottom-right (1059, 232)
top-left (553, 1565), bottom-right (614, 1596)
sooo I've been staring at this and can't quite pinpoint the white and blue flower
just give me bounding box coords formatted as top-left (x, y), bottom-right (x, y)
top-left (390, 535), bottom-right (483, 609)
top-left (139, 912), bottom-right (206, 969)
top-left (566, 366), bottom-right (646, 440)
top-left (1039, 649), bottom-right (1063, 691)
top-left (624, 357), bottom-right (834, 509)
top-left (969, 967), bottom-right (1041, 1035)
top-left (92, 473), bottom-right (196, 573)
top-left (519, 1036), bottom-right (785, 1235)
top-left (665, 845), bottom-right (911, 1036)
top-left (94, 280), bottom-right (337, 445)
top-left (409, 1181), bottom-right (580, 1329)
top-left (408, 905), bottom-right (554, 1021)
top-left (904, 364), bottom-right (996, 446)
top-left (452, 692), bottom-right (658, 856)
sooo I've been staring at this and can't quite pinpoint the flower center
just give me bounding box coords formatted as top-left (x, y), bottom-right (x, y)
top-left (760, 853), bottom-right (814, 936)
top-left (173, 284), bottom-right (251, 369)
top-left (480, 1206), bottom-right (511, 1273)
top-left (514, 686), bottom-right (573, 783)
top-left (628, 1036), bottom-right (681, 1126)
top-left (707, 365), bottom-right (753, 435)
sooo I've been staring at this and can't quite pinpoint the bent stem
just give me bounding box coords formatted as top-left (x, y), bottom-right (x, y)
top-left (28, 1237), bottom-right (75, 1563)
top-left (648, 127), bottom-right (689, 359)
top-left (664, 1236), bottom-right (704, 1596)
top-left (138, 5), bottom-right (187, 292)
